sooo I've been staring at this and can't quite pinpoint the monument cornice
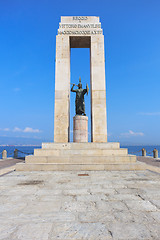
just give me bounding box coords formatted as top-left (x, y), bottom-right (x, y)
top-left (58, 16), bottom-right (103, 36)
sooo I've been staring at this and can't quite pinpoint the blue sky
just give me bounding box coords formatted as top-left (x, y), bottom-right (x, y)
top-left (0, 0), bottom-right (160, 145)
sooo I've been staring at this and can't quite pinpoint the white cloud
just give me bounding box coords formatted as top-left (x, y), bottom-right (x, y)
top-left (23, 127), bottom-right (41, 133)
top-left (3, 128), bottom-right (10, 131)
top-left (13, 127), bottom-right (41, 133)
top-left (0, 128), bottom-right (10, 131)
top-left (138, 112), bottom-right (160, 116)
top-left (13, 127), bottom-right (22, 132)
top-left (121, 130), bottom-right (144, 137)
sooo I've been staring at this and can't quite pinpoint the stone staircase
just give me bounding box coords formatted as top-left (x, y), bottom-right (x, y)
top-left (16, 142), bottom-right (146, 171)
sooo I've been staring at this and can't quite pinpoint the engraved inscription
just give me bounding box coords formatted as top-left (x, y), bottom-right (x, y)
top-left (59, 23), bottom-right (101, 29)
top-left (58, 30), bottom-right (103, 35)
top-left (73, 16), bottom-right (88, 21)
top-left (58, 16), bottom-right (103, 35)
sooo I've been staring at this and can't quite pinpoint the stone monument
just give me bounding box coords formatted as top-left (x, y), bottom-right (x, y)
top-left (16, 16), bottom-right (146, 171)
top-left (54, 16), bottom-right (107, 143)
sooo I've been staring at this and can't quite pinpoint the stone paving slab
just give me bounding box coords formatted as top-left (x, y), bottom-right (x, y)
top-left (0, 170), bottom-right (160, 239)
top-left (0, 158), bottom-right (24, 177)
top-left (137, 156), bottom-right (160, 168)
top-left (0, 158), bottom-right (24, 169)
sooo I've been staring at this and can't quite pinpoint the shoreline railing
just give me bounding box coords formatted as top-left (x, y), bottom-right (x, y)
top-left (129, 148), bottom-right (158, 158)
top-left (1, 149), bottom-right (34, 159)
top-left (0, 147), bottom-right (159, 159)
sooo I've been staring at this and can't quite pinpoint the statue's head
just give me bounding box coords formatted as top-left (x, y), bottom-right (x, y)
top-left (78, 77), bottom-right (82, 89)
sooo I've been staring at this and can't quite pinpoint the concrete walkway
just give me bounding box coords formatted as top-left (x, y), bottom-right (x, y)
top-left (0, 158), bottom-right (24, 176)
top-left (0, 170), bottom-right (160, 239)
top-left (137, 156), bottom-right (160, 168)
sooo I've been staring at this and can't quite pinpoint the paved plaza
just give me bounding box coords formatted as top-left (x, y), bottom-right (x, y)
top-left (0, 170), bottom-right (160, 239)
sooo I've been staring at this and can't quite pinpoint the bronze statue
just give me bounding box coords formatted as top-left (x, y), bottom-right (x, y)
top-left (71, 77), bottom-right (89, 116)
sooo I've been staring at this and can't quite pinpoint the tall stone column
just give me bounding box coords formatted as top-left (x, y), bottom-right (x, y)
top-left (90, 35), bottom-right (107, 142)
top-left (54, 35), bottom-right (70, 142)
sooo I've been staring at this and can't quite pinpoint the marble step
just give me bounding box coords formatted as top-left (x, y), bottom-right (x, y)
top-left (34, 148), bottom-right (128, 157)
top-left (42, 142), bottom-right (120, 150)
top-left (26, 155), bottom-right (136, 164)
top-left (16, 162), bottom-right (146, 171)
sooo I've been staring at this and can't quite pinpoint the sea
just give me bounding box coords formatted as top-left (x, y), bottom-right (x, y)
top-left (0, 145), bottom-right (160, 159)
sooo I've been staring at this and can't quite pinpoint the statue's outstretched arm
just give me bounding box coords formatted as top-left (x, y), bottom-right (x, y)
top-left (71, 84), bottom-right (77, 92)
top-left (83, 89), bottom-right (87, 94)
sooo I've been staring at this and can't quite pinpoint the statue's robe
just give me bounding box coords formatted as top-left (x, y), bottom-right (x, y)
top-left (71, 88), bottom-right (87, 115)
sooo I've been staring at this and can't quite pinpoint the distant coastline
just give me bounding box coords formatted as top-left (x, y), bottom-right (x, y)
top-left (0, 144), bottom-right (159, 147)
top-left (0, 145), bottom-right (160, 158)
top-left (0, 141), bottom-right (160, 147)
top-left (0, 144), bottom-right (41, 147)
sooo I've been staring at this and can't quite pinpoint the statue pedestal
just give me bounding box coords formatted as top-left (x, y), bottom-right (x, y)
top-left (73, 115), bottom-right (88, 142)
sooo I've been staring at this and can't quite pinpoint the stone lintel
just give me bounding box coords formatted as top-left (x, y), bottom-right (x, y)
top-left (70, 36), bottom-right (90, 48)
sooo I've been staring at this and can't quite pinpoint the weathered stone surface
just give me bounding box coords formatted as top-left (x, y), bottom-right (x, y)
top-left (33, 148), bottom-right (128, 156)
top-left (16, 141), bottom-right (141, 171)
top-left (73, 115), bottom-right (88, 142)
top-left (90, 35), bottom-right (107, 142)
top-left (16, 162), bottom-right (145, 171)
top-left (54, 35), bottom-right (70, 143)
top-left (1, 170), bottom-right (160, 239)
top-left (54, 16), bottom-right (107, 142)
top-left (42, 142), bottom-right (120, 149)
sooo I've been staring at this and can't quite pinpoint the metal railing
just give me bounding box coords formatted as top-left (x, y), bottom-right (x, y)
top-left (0, 149), bottom-right (33, 159)
top-left (129, 148), bottom-right (158, 158)
top-left (0, 147), bottom-right (159, 159)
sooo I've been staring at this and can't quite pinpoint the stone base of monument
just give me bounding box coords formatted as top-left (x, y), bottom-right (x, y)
top-left (16, 142), bottom-right (147, 171)
top-left (73, 115), bottom-right (88, 142)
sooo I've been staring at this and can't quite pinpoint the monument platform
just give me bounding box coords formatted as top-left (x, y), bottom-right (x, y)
top-left (1, 170), bottom-right (160, 239)
top-left (16, 142), bottom-right (146, 171)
